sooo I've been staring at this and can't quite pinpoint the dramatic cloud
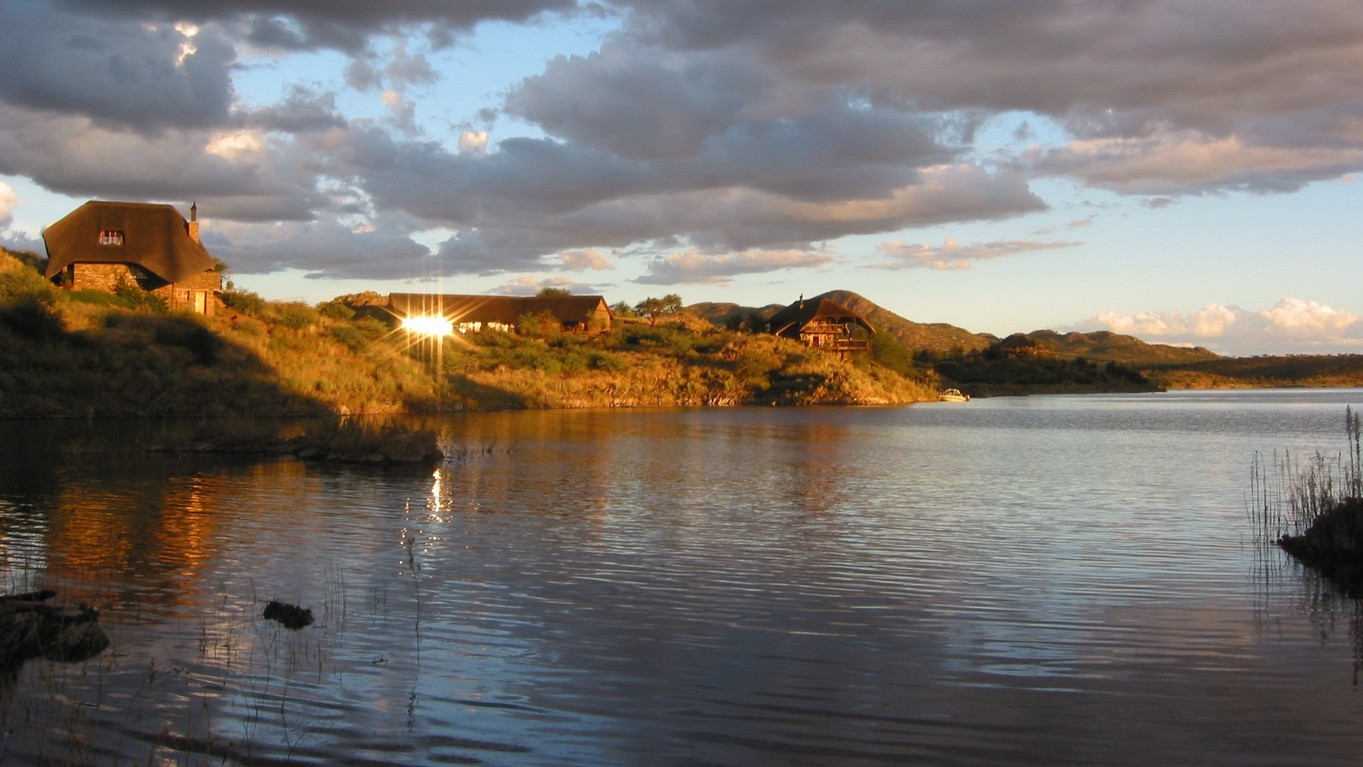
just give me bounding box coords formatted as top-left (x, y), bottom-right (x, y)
top-left (3, 0), bottom-right (1363, 324)
top-left (1077, 299), bottom-right (1362, 355)
top-left (0, 4), bottom-right (237, 132)
top-left (208, 218), bottom-right (432, 279)
top-left (58, 0), bottom-right (578, 53)
top-left (875, 236), bottom-right (1080, 270)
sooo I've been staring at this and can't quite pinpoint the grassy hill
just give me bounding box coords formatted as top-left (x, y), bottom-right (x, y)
top-left (1148, 355), bottom-right (1363, 389)
top-left (690, 291), bottom-right (995, 356)
top-left (8, 240), bottom-right (1360, 415)
top-left (0, 250), bottom-right (936, 418)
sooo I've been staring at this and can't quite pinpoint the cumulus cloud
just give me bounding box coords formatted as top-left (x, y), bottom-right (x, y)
top-left (874, 236), bottom-right (1080, 270)
top-left (559, 249), bottom-right (614, 271)
top-left (457, 130), bottom-right (488, 155)
top-left (1075, 299), bottom-right (1362, 355)
top-left (0, 181), bottom-right (15, 227)
top-left (1260, 297), bottom-right (1360, 339)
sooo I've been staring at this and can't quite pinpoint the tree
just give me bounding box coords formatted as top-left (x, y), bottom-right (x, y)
top-left (537, 287), bottom-right (573, 298)
top-left (634, 294), bottom-right (683, 326)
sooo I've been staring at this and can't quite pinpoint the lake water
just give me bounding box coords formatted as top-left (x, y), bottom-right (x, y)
top-left (3, 389), bottom-right (1363, 765)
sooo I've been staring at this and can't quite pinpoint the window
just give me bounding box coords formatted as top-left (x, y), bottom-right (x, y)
top-left (99, 229), bottom-right (124, 246)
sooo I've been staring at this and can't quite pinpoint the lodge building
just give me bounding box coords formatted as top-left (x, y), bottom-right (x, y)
top-left (43, 200), bottom-right (222, 314)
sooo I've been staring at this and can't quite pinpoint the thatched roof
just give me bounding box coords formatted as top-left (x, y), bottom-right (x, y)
top-left (766, 297), bottom-right (875, 337)
top-left (388, 293), bottom-right (611, 327)
top-left (43, 201), bottom-right (215, 284)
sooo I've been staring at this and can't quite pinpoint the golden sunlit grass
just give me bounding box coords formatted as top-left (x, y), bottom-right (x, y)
top-left (1, 249), bottom-right (938, 416)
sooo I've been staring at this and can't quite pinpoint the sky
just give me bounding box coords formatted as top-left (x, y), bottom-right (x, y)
top-left (1, 1), bottom-right (1361, 357)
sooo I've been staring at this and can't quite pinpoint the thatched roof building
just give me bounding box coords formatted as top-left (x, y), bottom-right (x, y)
top-left (388, 293), bottom-right (612, 333)
top-left (765, 296), bottom-right (874, 353)
top-left (44, 201), bottom-right (215, 284)
top-left (42, 200), bottom-right (220, 313)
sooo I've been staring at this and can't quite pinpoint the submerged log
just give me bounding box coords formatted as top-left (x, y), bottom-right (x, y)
top-left (0, 591), bottom-right (110, 675)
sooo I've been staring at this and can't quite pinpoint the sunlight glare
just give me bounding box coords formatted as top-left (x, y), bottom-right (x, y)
top-left (401, 314), bottom-right (454, 337)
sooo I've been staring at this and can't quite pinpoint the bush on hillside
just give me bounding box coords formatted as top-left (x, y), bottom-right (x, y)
top-left (222, 288), bottom-right (268, 315)
top-left (0, 264), bottom-right (64, 339)
top-left (113, 278), bottom-right (168, 313)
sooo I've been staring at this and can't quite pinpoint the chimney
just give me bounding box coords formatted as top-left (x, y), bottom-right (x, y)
top-left (188, 201), bottom-right (200, 244)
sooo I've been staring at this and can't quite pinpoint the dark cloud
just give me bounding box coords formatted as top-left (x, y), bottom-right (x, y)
top-left (4, 1), bottom-right (1363, 283)
top-left (0, 3), bottom-right (235, 131)
top-left (506, 47), bottom-right (762, 159)
top-left (59, 0), bottom-right (581, 52)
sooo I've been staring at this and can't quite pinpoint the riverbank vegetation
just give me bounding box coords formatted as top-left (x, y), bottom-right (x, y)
top-left (0, 249), bottom-right (935, 418)
top-left (1253, 407), bottom-right (1363, 594)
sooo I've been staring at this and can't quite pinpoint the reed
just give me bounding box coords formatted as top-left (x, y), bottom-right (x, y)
top-left (1252, 407), bottom-right (1363, 592)
top-left (1251, 407), bottom-right (1362, 537)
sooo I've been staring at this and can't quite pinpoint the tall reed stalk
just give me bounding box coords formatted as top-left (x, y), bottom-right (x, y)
top-left (1250, 406), bottom-right (1362, 541)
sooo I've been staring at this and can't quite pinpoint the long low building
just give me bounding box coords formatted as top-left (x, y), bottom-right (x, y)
top-left (388, 293), bottom-right (612, 333)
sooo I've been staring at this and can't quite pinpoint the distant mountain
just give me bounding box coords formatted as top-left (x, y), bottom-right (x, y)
top-left (991, 329), bottom-right (1221, 367)
top-left (686, 301), bottom-right (782, 328)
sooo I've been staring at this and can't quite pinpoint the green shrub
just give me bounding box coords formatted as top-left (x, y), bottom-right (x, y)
top-left (589, 350), bottom-right (629, 372)
top-left (222, 288), bottom-right (267, 315)
top-left (113, 278), bottom-right (168, 313)
top-left (0, 298), bottom-right (64, 339)
top-left (271, 301), bottom-right (318, 330)
top-left (66, 289), bottom-right (134, 308)
top-left (0, 267), bottom-right (63, 339)
top-left (0, 263), bottom-right (54, 305)
top-left (317, 300), bottom-right (355, 320)
top-left (329, 317), bottom-right (388, 352)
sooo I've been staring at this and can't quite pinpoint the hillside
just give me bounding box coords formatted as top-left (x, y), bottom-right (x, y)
top-left (0, 251), bottom-right (936, 417)
top-left (689, 292), bottom-right (995, 356)
top-left (1148, 355), bottom-right (1363, 389)
top-left (814, 290), bottom-right (997, 356)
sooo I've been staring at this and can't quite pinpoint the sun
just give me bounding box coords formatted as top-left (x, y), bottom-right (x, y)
top-left (400, 314), bottom-right (454, 337)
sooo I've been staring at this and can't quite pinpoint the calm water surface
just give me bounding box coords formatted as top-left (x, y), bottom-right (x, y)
top-left (3, 389), bottom-right (1363, 765)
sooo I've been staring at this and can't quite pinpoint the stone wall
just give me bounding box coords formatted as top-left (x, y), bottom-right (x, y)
top-left (68, 262), bottom-right (222, 315)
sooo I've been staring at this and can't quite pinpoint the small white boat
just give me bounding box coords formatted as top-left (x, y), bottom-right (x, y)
top-left (939, 388), bottom-right (970, 402)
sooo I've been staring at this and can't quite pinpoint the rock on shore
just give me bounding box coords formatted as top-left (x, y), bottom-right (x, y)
top-left (0, 590), bottom-right (109, 675)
